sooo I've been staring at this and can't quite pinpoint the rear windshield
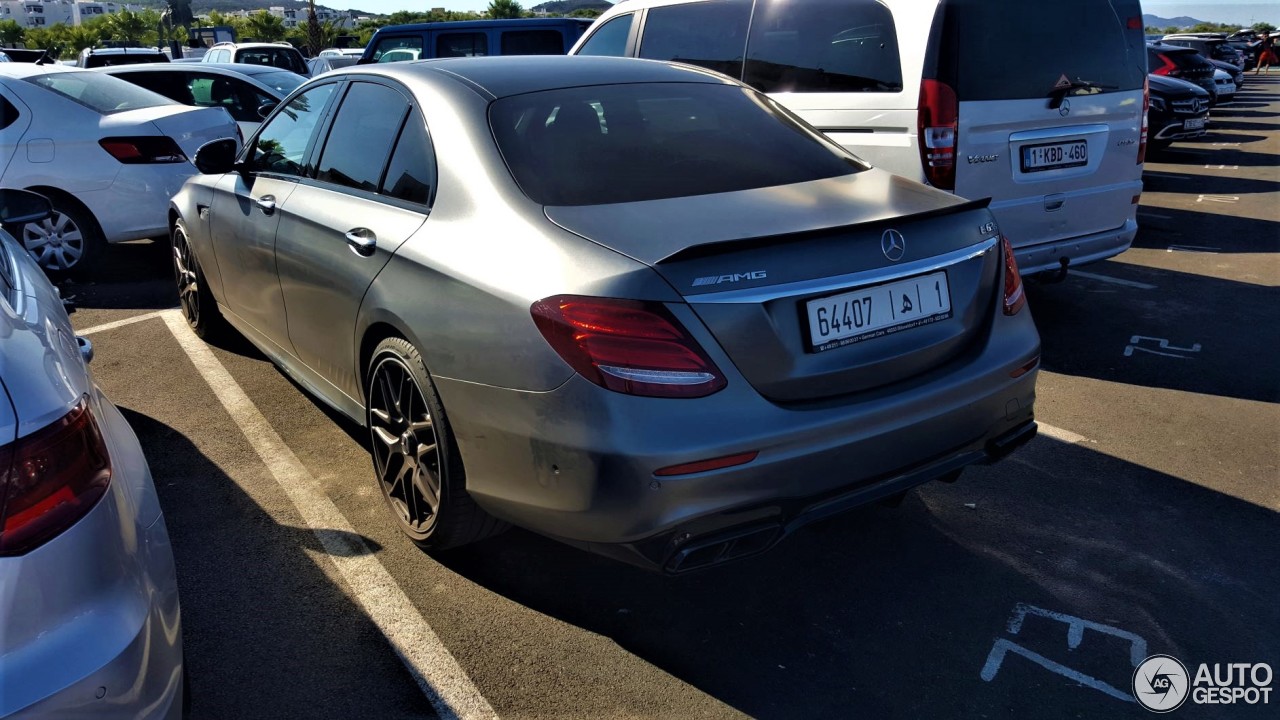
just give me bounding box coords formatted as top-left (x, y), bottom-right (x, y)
top-left (252, 69), bottom-right (307, 95)
top-left (744, 0), bottom-right (903, 93)
top-left (490, 82), bottom-right (863, 206)
top-left (24, 72), bottom-right (176, 115)
top-left (236, 48), bottom-right (307, 75)
top-left (82, 53), bottom-right (168, 68)
top-left (937, 0), bottom-right (1145, 101)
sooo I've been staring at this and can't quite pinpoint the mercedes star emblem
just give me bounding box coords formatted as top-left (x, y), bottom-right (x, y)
top-left (881, 229), bottom-right (906, 262)
top-left (1059, 99), bottom-right (1071, 117)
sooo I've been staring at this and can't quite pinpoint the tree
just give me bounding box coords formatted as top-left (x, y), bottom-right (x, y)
top-left (487, 0), bottom-right (524, 20)
top-left (244, 10), bottom-right (286, 42)
top-left (103, 8), bottom-right (151, 43)
top-left (1162, 26), bottom-right (1179, 34)
top-left (0, 19), bottom-right (23, 46)
top-left (570, 8), bottom-right (602, 18)
top-left (1252, 22), bottom-right (1277, 33)
top-left (64, 23), bottom-right (105, 53)
top-left (306, 1), bottom-right (324, 56)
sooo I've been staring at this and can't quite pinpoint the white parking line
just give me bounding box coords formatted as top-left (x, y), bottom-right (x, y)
top-left (77, 311), bottom-right (166, 336)
top-left (1037, 423), bottom-right (1091, 445)
top-left (1069, 270), bottom-right (1157, 290)
top-left (161, 311), bottom-right (498, 720)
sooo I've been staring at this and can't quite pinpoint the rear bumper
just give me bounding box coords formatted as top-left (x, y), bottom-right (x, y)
top-left (437, 306), bottom-right (1040, 571)
top-left (0, 396), bottom-right (183, 719)
top-left (1014, 217), bottom-right (1138, 275)
top-left (81, 163), bottom-right (196, 243)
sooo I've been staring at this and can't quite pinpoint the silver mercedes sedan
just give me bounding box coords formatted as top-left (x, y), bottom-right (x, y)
top-left (170, 56), bottom-right (1040, 572)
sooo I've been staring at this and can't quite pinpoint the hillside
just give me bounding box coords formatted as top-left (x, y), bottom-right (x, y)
top-left (1143, 14), bottom-right (1206, 29)
top-left (531, 0), bottom-right (613, 14)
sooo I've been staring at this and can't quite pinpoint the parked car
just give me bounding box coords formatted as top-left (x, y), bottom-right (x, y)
top-left (360, 18), bottom-right (591, 63)
top-left (171, 56), bottom-right (1040, 572)
top-left (572, 0), bottom-right (1149, 278)
top-left (98, 63), bottom-right (306, 137)
top-left (1146, 73), bottom-right (1211, 152)
top-left (319, 48), bottom-right (364, 58)
top-left (78, 47), bottom-right (170, 68)
top-left (201, 41), bottom-right (309, 77)
top-left (1209, 57), bottom-right (1245, 90)
top-left (1148, 42), bottom-right (1219, 104)
top-left (1160, 35), bottom-right (1246, 69)
top-left (1213, 68), bottom-right (1237, 105)
top-left (0, 63), bottom-right (239, 275)
top-left (0, 188), bottom-right (184, 716)
top-left (309, 55), bottom-right (359, 75)
top-left (0, 51), bottom-right (9, 63)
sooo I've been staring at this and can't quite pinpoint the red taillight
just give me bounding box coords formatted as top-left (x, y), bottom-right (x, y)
top-left (1001, 235), bottom-right (1025, 316)
top-left (98, 136), bottom-right (187, 164)
top-left (0, 399), bottom-right (112, 556)
top-left (655, 451), bottom-right (758, 477)
top-left (1153, 53), bottom-right (1180, 77)
top-left (531, 295), bottom-right (727, 398)
top-left (1138, 76), bottom-right (1149, 164)
top-left (918, 78), bottom-right (958, 191)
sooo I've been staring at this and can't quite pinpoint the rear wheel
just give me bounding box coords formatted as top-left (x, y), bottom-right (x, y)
top-left (19, 199), bottom-right (101, 278)
top-left (172, 219), bottom-right (224, 339)
top-left (366, 337), bottom-right (505, 549)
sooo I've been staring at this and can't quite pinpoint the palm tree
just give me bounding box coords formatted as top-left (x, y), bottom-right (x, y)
top-left (487, 0), bottom-right (524, 20)
top-left (103, 9), bottom-right (150, 43)
top-left (245, 10), bottom-right (286, 42)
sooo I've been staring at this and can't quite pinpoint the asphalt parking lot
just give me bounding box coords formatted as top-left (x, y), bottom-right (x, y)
top-left (63, 76), bottom-right (1279, 719)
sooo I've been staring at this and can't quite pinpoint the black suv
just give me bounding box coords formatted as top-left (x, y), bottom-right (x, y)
top-left (1161, 36), bottom-right (1246, 68)
top-left (1147, 73), bottom-right (1211, 152)
top-left (1148, 43), bottom-right (1218, 104)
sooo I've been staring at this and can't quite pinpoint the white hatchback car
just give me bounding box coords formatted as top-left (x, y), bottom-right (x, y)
top-left (573, 0), bottom-right (1150, 276)
top-left (0, 189), bottom-right (183, 717)
top-left (0, 63), bottom-right (238, 275)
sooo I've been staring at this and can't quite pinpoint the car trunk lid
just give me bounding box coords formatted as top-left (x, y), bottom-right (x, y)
top-left (101, 105), bottom-right (238, 159)
top-left (545, 170), bottom-right (1003, 402)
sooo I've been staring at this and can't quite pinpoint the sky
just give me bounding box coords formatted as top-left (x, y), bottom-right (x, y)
top-left (344, 0), bottom-right (1277, 25)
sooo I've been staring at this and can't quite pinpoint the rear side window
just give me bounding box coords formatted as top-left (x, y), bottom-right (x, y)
top-left (501, 30), bottom-right (564, 55)
top-left (23, 72), bottom-right (175, 115)
top-left (744, 0), bottom-right (902, 93)
top-left (437, 32), bottom-right (488, 58)
top-left (371, 35), bottom-right (423, 61)
top-left (316, 83), bottom-right (408, 192)
top-left (380, 110), bottom-right (435, 206)
top-left (490, 82), bottom-right (863, 206)
top-left (191, 74), bottom-right (274, 123)
top-left (938, 0), bottom-right (1145, 101)
top-left (577, 14), bottom-right (634, 56)
top-left (638, 0), bottom-right (751, 78)
top-left (0, 95), bottom-right (18, 130)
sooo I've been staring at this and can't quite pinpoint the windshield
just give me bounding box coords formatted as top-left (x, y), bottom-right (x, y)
top-left (24, 71), bottom-right (176, 115)
top-left (490, 82), bottom-right (864, 206)
top-left (253, 70), bottom-right (307, 96)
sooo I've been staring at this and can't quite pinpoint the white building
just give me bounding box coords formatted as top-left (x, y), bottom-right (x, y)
top-left (0, 0), bottom-right (141, 29)
top-left (267, 4), bottom-right (354, 30)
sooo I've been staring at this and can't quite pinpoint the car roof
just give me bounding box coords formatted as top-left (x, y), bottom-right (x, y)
top-left (98, 62), bottom-right (292, 77)
top-left (359, 55), bottom-right (736, 99)
top-left (0, 62), bottom-right (78, 79)
top-left (1148, 42), bottom-right (1201, 53)
top-left (370, 17), bottom-right (591, 34)
top-left (84, 47), bottom-right (166, 54)
top-left (213, 42), bottom-right (297, 49)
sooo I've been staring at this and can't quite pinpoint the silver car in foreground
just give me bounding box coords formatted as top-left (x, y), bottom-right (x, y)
top-left (171, 56), bottom-right (1040, 572)
top-left (0, 190), bottom-right (183, 716)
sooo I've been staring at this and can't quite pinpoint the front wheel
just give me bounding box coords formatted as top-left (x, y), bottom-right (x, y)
top-left (366, 337), bottom-right (506, 550)
top-left (172, 220), bottom-right (224, 339)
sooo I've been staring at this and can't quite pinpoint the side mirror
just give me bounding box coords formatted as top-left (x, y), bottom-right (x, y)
top-left (257, 101), bottom-right (278, 120)
top-left (193, 137), bottom-right (240, 175)
top-left (0, 189), bottom-right (53, 225)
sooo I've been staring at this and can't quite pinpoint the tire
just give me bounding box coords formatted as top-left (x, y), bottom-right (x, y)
top-left (365, 337), bottom-right (506, 550)
top-left (172, 219), bottom-right (225, 340)
top-left (18, 196), bottom-right (102, 278)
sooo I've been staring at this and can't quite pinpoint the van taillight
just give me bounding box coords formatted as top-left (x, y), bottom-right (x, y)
top-left (1138, 76), bottom-right (1149, 165)
top-left (1001, 236), bottom-right (1025, 316)
top-left (0, 399), bottom-right (112, 556)
top-left (531, 295), bottom-right (727, 398)
top-left (918, 79), bottom-right (958, 191)
top-left (99, 137), bottom-right (187, 164)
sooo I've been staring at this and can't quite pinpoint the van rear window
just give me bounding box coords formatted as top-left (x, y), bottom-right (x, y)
top-left (501, 30), bottom-right (564, 55)
top-left (937, 0), bottom-right (1145, 101)
top-left (744, 0), bottom-right (903, 93)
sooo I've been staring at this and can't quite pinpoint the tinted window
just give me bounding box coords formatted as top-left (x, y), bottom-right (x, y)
top-left (253, 70), bottom-right (306, 95)
top-left (501, 30), bottom-right (564, 55)
top-left (0, 95), bottom-right (18, 130)
top-left (237, 48), bottom-right (306, 74)
top-left (381, 111), bottom-right (435, 206)
top-left (744, 0), bottom-right (902, 93)
top-left (576, 13), bottom-right (633, 57)
top-left (437, 32), bottom-right (488, 58)
top-left (490, 83), bottom-right (862, 206)
top-left (371, 35), bottom-right (423, 61)
top-left (191, 74), bottom-right (274, 123)
top-left (638, 1), bottom-right (750, 77)
top-left (316, 83), bottom-right (408, 192)
top-left (111, 71), bottom-right (194, 104)
top-left (250, 83), bottom-right (336, 176)
top-left (940, 0), bottom-right (1145, 100)
top-left (24, 72), bottom-right (175, 115)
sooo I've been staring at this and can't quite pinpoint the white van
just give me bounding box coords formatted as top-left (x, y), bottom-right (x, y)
top-left (570, 0), bottom-right (1149, 275)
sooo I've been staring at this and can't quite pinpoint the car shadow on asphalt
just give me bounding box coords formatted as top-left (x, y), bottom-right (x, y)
top-left (434, 436), bottom-right (1280, 719)
top-left (1149, 147), bottom-right (1278, 167)
top-left (1142, 170), bottom-right (1280, 197)
top-left (1131, 206), bottom-right (1280, 254)
top-left (60, 239), bottom-right (176, 311)
top-left (118, 408), bottom-right (436, 720)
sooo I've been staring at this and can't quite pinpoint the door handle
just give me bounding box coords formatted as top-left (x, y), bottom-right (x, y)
top-left (345, 228), bottom-right (377, 257)
top-left (254, 195), bottom-right (276, 215)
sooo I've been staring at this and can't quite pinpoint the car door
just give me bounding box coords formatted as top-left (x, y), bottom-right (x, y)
top-left (274, 80), bottom-right (431, 402)
top-left (0, 84), bottom-right (30, 180)
top-left (208, 81), bottom-right (338, 352)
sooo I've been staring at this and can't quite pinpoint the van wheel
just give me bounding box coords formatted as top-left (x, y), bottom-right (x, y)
top-left (19, 200), bottom-right (101, 278)
top-left (366, 337), bottom-right (507, 550)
